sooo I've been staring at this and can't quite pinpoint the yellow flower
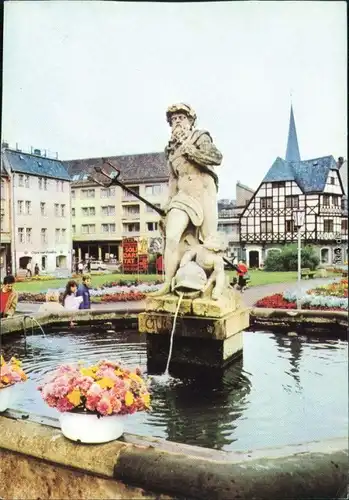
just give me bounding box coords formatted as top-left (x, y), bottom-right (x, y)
top-left (11, 357), bottom-right (21, 367)
top-left (0, 355), bottom-right (5, 366)
top-left (1, 376), bottom-right (9, 384)
top-left (141, 393), bottom-right (151, 407)
top-left (67, 389), bottom-right (81, 406)
top-left (125, 391), bottom-right (134, 406)
top-left (115, 369), bottom-right (124, 377)
top-left (80, 368), bottom-right (96, 379)
top-left (97, 377), bottom-right (115, 389)
top-left (129, 373), bottom-right (143, 384)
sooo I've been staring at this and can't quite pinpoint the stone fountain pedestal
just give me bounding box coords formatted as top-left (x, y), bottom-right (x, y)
top-left (138, 289), bottom-right (250, 372)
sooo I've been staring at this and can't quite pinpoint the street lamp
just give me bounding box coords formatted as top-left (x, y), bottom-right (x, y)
top-left (293, 210), bottom-right (305, 309)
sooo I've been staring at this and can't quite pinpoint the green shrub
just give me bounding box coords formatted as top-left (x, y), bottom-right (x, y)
top-left (264, 245), bottom-right (319, 271)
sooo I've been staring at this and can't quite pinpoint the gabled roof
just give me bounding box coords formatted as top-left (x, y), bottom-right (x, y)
top-left (3, 149), bottom-right (71, 181)
top-left (63, 152), bottom-right (168, 184)
top-left (263, 155), bottom-right (339, 193)
top-left (285, 104), bottom-right (301, 162)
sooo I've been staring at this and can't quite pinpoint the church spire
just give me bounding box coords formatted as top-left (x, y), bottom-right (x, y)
top-left (285, 103), bottom-right (301, 162)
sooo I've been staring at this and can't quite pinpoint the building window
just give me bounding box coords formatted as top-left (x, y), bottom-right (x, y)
top-left (123, 205), bottom-right (140, 217)
top-left (18, 227), bottom-right (24, 243)
top-left (330, 177), bottom-right (335, 185)
top-left (61, 181), bottom-right (64, 192)
top-left (18, 175), bottom-right (24, 187)
top-left (17, 200), bottom-right (24, 214)
top-left (82, 224), bottom-right (96, 234)
top-left (82, 189), bottom-right (95, 198)
top-left (55, 229), bottom-right (60, 242)
top-left (101, 223), bottom-right (116, 233)
top-left (61, 204), bottom-right (65, 217)
top-left (261, 220), bottom-right (272, 233)
top-left (54, 203), bottom-right (59, 216)
top-left (341, 219), bottom-right (348, 231)
top-left (323, 219), bottom-right (334, 232)
top-left (72, 225), bottom-right (76, 234)
top-left (82, 206), bottom-right (96, 216)
top-left (25, 175), bottom-right (30, 188)
top-left (41, 256), bottom-right (46, 270)
top-left (41, 228), bottom-right (47, 244)
top-left (285, 220), bottom-right (295, 232)
top-left (147, 222), bottom-right (158, 231)
top-left (40, 202), bottom-right (46, 216)
top-left (56, 180), bottom-right (60, 191)
top-left (44, 178), bottom-right (48, 190)
top-left (61, 228), bottom-right (66, 242)
top-left (123, 186), bottom-right (139, 198)
top-left (274, 182), bottom-right (286, 188)
top-left (323, 195), bottom-right (330, 207)
top-left (101, 187), bottom-right (116, 198)
top-left (101, 205), bottom-right (116, 216)
top-left (71, 190), bottom-right (75, 199)
top-left (72, 208), bottom-right (75, 217)
top-left (146, 203), bottom-right (161, 213)
top-left (25, 201), bottom-right (31, 215)
top-left (333, 196), bottom-right (339, 207)
top-left (285, 196), bottom-right (299, 209)
top-left (260, 197), bottom-right (272, 209)
top-left (38, 177), bottom-right (43, 190)
top-left (123, 223), bottom-right (140, 233)
top-left (145, 185), bottom-right (162, 196)
top-left (26, 228), bottom-right (32, 243)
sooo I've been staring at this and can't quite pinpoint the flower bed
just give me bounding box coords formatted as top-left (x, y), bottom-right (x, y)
top-left (306, 279), bottom-right (348, 298)
top-left (256, 279), bottom-right (348, 311)
top-left (18, 285), bottom-right (153, 303)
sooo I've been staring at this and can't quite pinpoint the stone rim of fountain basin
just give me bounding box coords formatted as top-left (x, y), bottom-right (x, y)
top-left (0, 307), bottom-right (347, 337)
top-left (250, 307), bottom-right (348, 334)
top-left (0, 410), bottom-right (347, 500)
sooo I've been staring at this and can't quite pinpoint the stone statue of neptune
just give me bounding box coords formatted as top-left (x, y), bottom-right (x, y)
top-left (151, 103), bottom-right (223, 297)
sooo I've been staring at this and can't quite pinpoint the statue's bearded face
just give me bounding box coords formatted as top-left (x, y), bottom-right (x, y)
top-left (170, 113), bottom-right (192, 142)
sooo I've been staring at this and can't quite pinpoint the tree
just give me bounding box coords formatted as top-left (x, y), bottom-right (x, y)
top-left (264, 245), bottom-right (319, 271)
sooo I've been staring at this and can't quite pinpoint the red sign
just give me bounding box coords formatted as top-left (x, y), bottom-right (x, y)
top-left (122, 238), bottom-right (148, 273)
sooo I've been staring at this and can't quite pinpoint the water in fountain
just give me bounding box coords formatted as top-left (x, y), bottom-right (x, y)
top-left (1, 328), bottom-right (347, 452)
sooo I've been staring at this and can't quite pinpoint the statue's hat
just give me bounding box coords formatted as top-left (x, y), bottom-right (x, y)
top-left (166, 103), bottom-right (197, 125)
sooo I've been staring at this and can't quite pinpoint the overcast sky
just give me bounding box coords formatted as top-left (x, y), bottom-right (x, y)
top-left (2, 1), bottom-right (347, 198)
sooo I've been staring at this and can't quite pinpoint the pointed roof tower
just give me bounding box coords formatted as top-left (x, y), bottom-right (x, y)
top-left (285, 104), bottom-right (301, 162)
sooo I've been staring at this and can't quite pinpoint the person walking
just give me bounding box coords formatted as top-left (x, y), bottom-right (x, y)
top-left (0, 275), bottom-right (18, 318)
top-left (236, 260), bottom-right (249, 290)
top-left (34, 264), bottom-right (40, 276)
top-left (76, 275), bottom-right (91, 310)
top-left (78, 261), bottom-right (84, 274)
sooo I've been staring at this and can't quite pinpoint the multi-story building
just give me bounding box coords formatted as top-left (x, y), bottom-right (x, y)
top-left (0, 160), bottom-right (12, 279)
top-left (63, 153), bottom-right (168, 263)
top-left (240, 105), bottom-right (348, 267)
top-left (2, 148), bottom-right (72, 275)
top-left (217, 182), bottom-right (254, 260)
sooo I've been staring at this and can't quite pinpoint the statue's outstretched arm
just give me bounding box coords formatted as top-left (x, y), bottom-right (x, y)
top-left (184, 133), bottom-right (222, 167)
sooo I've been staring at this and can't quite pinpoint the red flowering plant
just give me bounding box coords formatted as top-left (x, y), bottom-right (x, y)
top-left (38, 360), bottom-right (151, 416)
top-left (255, 294), bottom-right (297, 309)
top-left (100, 292), bottom-right (146, 302)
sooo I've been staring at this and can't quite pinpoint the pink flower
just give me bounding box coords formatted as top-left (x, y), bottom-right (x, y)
top-left (87, 382), bottom-right (103, 397)
top-left (96, 396), bottom-right (113, 416)
top-left (56, 397), bottom-right (74, 412)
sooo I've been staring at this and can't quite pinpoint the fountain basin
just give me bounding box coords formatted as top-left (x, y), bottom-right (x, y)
top-left (0, 412), bottom-right (347, 500)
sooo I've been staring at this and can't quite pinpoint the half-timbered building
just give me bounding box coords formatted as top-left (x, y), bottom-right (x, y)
top-left (240, 105), bottom-right (348, 268)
